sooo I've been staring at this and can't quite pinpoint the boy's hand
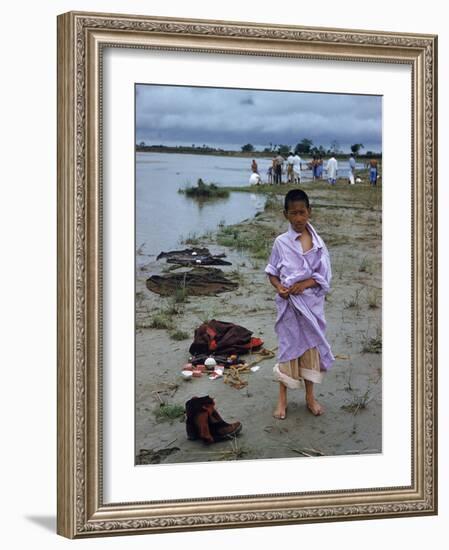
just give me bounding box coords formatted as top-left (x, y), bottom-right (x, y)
top-left (276, 285), bottom-right (290, 299)
top-left (289, 279), bottom-right (315, 295)
top-left (288, 281), bottom-right (307, 295)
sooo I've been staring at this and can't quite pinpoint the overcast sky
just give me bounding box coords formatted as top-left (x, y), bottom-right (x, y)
top-left (136, 84), bottom-right (382, 153)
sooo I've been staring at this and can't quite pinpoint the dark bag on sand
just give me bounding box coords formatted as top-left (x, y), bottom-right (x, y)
top-left (185, 396), bottom-right (242, 445)
top-left (189, 319), bottom-right (263, 356)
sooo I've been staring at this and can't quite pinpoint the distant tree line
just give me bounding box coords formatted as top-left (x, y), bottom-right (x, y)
top-left (136, 140), bottom-right (381, 158)
top-left (137, 143), bottom-right (237, 155)
top-left (254, 138), bottom-right (380, 157)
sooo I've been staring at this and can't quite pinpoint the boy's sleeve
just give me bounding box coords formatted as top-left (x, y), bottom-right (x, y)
top-left (265, 240), bottom-right (281, 277)
top-left (312, 244), bottom-right (332, 296)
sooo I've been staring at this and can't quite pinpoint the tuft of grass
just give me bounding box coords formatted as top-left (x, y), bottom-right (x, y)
top-left (264, 195), bottom-right (283, 211)
top-left (179, 178), bottom-right (230, 199)
top-left (361, 333), bottom-right (382, 354)
top-left (252, 242), bottom-right (272, 259)
top-left (169, 330), bottom-right (190, 341)
top-left (216, 223), bottom-right (276, 261)
top-left (136, 320), bottom-right (153, 329)
top-left (181, 233), bottom-right (200, 245)
top-left (216, 236), bottom-right (236, 247)
top-left (163, 300), bottom-right (184, 316)
top-left (219, 225), bottom-right (239, 236)
top-left (150, 312), bottom-right (175, 330)
top-left (174, 288), bottom-right (188, 304)
top-left (154, 404), bottom-right (185, 422)
top-left (341, 389), bottom-right (372, 414)
top-left (217, 437), bottom-right (246, 461)
top-left (228, 269), bottom-right (244, 282)
top-left (367, 290), bottom-right (381, 309)
top-left (359, 257), bottom-right (371, 273)
top-left (345, 288), bottom-right (362, 309)
top-left (202, 230), bottom-right (214, 240)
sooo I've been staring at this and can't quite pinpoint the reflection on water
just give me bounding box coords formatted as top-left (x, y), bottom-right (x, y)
top-left (136, 152), bottom-right (266, 259)
top-left (136, 151), bottom-right (364, 260)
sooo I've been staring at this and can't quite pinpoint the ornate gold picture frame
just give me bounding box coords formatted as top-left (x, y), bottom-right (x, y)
top-left (57, 11), bottom-right (437, 538)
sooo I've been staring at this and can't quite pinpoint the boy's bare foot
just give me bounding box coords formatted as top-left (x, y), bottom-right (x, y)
top-left (273, 404), bottom-right (287, 420)
top-left (306, 398), bottom-right (324, 416)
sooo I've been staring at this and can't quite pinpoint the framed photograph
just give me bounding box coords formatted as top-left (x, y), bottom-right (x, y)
top-left (57, 11), bottom-right (437, 538)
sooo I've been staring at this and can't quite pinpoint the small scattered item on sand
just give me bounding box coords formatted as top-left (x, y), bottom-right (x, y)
top-left (151, 383), bottom-right (179, 404)
top-left (195, 364), bottom-right (206, 372)
top-left (156, 247), bottom-right (232, 267)
top-left (209, 367), bottom-right (224, 380)
top-left (185, 395), bottom-right (242, 444)
top-left (146, 268), bottom-right (238, 297)
top-left (181, 370), bottom-right (193, 380)
top-left (204, 357), bottom-right (217, 369)
top-left (189, 353), bottom-right (243, 367)
top-left (250, 365), bottom-right (261, 372)
top-left (356, 177), bottom-right (362, 183)
top-left (290, 447), bottom-right (324, 458)
top-left (224, 364), bottom-right (250, 389)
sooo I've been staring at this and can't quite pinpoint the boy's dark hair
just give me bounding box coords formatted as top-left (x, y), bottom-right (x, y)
top-left (284, 189), bottom-right (310, 210)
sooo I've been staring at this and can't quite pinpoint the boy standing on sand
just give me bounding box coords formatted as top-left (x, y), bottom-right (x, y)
top-left (265, 189), bottom-right (334, 419)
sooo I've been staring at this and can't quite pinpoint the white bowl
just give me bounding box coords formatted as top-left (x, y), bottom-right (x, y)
top-left (181, 370), bottom-right (193, 379)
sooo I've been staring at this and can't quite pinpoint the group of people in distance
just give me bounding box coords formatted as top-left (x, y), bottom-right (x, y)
top-left (250, 152), bottom-right (379, 186)
top-left (269, 152), bottom-right (303, 184)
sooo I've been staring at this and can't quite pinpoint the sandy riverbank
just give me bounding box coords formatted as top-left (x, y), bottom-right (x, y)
top-left (135, 176), bottom-right (382, 465)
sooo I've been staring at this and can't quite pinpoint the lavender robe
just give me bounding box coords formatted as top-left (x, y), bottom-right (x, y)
top-left (265, 223), bottom-right (334, 372)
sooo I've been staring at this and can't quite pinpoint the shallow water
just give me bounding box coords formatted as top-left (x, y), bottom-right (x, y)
top-left (136, 152), bottom-right (267, 259)
top-left (136, 152), bottom-right (364, 259)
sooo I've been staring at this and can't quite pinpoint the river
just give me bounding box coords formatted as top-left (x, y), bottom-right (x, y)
top-left (136, 151), bottom-right (363, 259)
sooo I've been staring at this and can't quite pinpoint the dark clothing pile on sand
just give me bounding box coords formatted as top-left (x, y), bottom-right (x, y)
top-left (148, 247), bottom-right (236, 296)
top-left (146, 267), bottom-right (238, 296)
top-left (189, 319), bottom-right (264, 357)
top-left (157, 247), bottom-right (232, 266)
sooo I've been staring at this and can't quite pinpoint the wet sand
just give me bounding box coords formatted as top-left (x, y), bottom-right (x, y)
top-left (135, 176), bottom-right (382, 465)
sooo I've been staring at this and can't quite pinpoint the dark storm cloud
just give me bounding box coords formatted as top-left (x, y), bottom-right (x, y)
top-left (136, 85), bottom-right (382, 152)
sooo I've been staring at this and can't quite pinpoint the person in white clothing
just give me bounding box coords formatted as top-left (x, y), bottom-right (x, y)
top-left (287, 152), bottom-right (295, 183)
top-left (326, 156), bottom-right (338, 185)
top-left (348, 153), bottom-right (356, 185)
top-left (249, 172), bottom-right (261, 185)
top-left (293, 153), bottom-right (302, 184)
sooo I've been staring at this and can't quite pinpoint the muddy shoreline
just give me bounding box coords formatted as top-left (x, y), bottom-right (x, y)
top-left (135, 177), bottom-right (382, 465)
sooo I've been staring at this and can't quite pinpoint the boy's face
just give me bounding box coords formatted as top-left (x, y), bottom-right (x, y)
top-left (284, 200), bottom-right (311, 233)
